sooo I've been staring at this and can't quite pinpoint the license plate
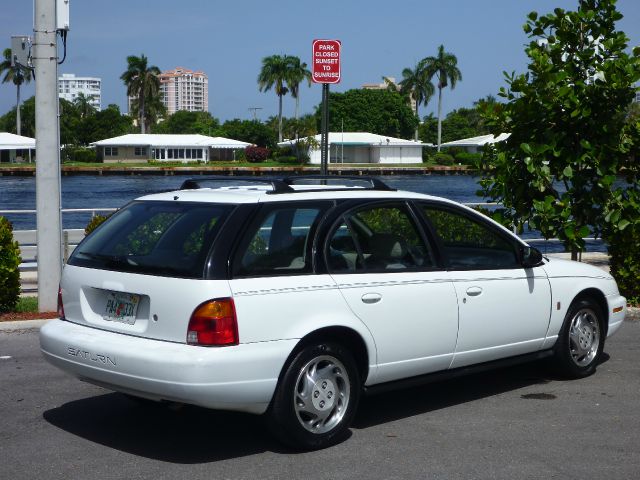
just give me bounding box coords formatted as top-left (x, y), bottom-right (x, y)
top-left (103, 292), bottom-right (140, 325)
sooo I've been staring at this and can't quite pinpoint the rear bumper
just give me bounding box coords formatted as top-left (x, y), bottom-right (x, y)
top-left (40, 319), bottom-right (297, 414)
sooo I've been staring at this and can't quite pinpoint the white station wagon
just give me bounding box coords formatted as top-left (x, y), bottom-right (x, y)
top-left (40, 176), bottom-right (626, 450)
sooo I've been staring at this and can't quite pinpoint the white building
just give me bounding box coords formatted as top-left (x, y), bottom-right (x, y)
top-left (279, 132), bottom-right (426, 164)
top-left (0, 132), bottom-right (36, 163)
top-left (159, 67), bottom-right (209, 115)
top-left (91, 134), bottom-right (251, 163)
top-left (58, 73), bottom-right (101, 110)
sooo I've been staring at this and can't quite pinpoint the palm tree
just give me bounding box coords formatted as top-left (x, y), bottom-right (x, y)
top-left (120, 54), bottom-right (161, 133)
top-left (73, 92), bottom-right (97, 119)
top-left (258, 54), bottom-right (291, 142)
top-left (286, 56), bottom-right (312, 123)
top-left (1, 48), bottom-right (33, 136)
top-left (421, 45), bottom-right (462, 151)
top-left (398, 65), bottom-right (435, 141)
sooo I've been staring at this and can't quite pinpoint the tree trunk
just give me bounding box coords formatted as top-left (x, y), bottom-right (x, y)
top-left (414, 101), bottom-right (419, 141)
top-left (16, 82), bottom-right (21, 136)
top-left (139, 91), bottom-right (146, 134)
top-left (278, 94), bottom-right (283, 143)
top-left (437, 86), bottom-right (443, 152)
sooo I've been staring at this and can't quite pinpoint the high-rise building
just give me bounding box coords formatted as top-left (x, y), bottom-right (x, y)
top-left (362, 76), bottom-right (416, 113)
top-left (58, 73), bottom-right (101, 110)
top-left (159, 67), bottom-right (209, 115)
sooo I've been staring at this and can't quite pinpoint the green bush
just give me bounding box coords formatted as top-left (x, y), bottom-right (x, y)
top-left (454, 152), bottom-right (482, 165)
top-left (608, 225), bottom-right (640, 305)
top-left (0, 217), bottom-right (22, 312)
top-left (85, 214), bottom-right (111, 236)
top-left (63, 146), bottom-right (98, 163)
top-left (433, 152), bottom-right (455, 166)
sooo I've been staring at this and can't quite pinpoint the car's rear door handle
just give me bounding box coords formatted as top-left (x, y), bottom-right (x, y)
top-left (361, 293), bottom-right (382, 304)
top-left (466, 286), bottom-right (483, 297)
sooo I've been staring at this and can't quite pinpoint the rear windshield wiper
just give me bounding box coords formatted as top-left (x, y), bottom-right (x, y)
top-left (76, 251), bottom-right (138, 267)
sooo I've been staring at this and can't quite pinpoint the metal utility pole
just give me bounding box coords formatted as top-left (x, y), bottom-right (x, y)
top-left (248, 107), bottom-right (262, 121)
top-left (34, 0), bottom-right (63, 311)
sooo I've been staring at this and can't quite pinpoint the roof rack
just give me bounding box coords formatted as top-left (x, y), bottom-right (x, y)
top-left (180, 176), bottom-right (295, 193)
top-left (179, 175), bottom-right (395, 194)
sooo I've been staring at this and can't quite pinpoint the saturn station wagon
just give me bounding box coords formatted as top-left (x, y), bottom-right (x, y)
top-left (40, 176), bottom-right (626, 450)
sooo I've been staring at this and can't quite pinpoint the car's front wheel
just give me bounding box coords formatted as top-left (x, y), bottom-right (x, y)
top-left (552, 298), bottom-right (605, 378)
top-left (267, 342), bottom-right (360, 450)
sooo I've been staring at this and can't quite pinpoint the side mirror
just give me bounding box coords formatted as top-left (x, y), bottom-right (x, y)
top-left (520, 245), bottom-right (543, 268)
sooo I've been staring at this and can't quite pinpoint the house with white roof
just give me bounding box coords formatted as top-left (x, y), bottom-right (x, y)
top-left (91, 134), bottom-right (252, 163)
top-left (278, 132), bottom-right (427, 164)
top-left (0, 132), bottom-right (36, 163)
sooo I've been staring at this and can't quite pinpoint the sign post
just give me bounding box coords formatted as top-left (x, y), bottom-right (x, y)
top-left (312, 39), bottom-right (341, 176)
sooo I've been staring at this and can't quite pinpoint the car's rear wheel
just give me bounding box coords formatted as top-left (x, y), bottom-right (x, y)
top-left (266, 342), bottom-right (360, 450)
top-left (552, 298), bottom-right (604, 378)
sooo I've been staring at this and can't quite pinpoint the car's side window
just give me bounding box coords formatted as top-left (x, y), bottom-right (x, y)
top-left (421, 205), bottom-right (519, 270)
top-left (234, 205), bottom-right (326, 277)
top-left (328, 204), bottom-right (434, 273)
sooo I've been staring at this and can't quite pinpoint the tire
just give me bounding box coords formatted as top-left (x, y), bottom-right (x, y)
top-left (552, 298), bottom-right (605, 378)
top-left (266, 342), bottom-right (361, 450)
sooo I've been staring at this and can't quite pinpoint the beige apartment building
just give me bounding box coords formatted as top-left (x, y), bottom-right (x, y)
top-left (159, 67), bottom-right (209, 115)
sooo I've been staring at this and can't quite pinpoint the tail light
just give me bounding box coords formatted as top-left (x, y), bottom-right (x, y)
top-left (187, 298), bottom-right (238, 346)
top-left (57, 286), bottom-right (66, 320)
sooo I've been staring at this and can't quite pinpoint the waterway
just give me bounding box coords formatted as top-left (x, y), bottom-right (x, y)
top-left (0, 174), bottom-right (604, 253)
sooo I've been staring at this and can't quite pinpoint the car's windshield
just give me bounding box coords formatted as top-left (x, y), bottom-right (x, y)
top-left (69, 201), bottom-right (235, 278)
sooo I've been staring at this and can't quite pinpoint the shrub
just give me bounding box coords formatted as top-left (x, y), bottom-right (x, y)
top-left (454, 152), bottom-right (482, 165)
top-left (245, 146), bottom-right (270, 163)
top-left (433, 152), bottom-right (455, 166)
top-left (85, 214), bottom-right (111, 236)
top-left (63, 146), bottom-right (98, 163)
top-left (0, 217), bottom-right (22, 312)
top-left (608, 225), bottom-right (640, 305)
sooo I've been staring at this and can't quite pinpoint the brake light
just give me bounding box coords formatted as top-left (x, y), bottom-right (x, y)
top-left (57, 286), bottom-right (66, 320)
top-left (187, 298), bottom-right (238, 346)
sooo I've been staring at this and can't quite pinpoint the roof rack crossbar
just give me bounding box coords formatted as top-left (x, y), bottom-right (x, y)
top-left (180, 176), bottom-right (295, 193)
top-left (283, 175), bottom-right (395, 191)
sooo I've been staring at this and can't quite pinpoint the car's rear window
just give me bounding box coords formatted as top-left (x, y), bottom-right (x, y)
top-left (69, 201), bottom-right (234, 278)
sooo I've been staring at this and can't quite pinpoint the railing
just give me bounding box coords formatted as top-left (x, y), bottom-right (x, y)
top-left (1, 208), bottom-right (117, 272)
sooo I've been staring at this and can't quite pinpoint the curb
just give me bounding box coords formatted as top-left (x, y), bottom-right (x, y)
top-left (0, 319), bottom-right (50, 331)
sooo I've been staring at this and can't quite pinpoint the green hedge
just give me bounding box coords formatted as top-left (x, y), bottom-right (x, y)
top-left (0, 217), bottom-right (21, 312)
top-left (454, 152), bottom-right (482, 165)
top-left (432, 152), bottom-right (455, 166)
top-left (63, 146), bottom-right (98, 163)
top-left (608, 225), bottom-right (640, 305)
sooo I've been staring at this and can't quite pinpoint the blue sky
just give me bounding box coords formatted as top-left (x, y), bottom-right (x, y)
top-left (1, 0), bottom-right (639, 123)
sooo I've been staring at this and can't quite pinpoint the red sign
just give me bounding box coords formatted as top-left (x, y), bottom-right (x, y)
top-left (312, 39), bottom-right (341, 84)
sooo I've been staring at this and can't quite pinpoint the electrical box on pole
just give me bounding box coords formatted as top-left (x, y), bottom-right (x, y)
top-left (10, 36), bottom-right (30, 67)
top-left (56, 0), bottom-right (70, 30)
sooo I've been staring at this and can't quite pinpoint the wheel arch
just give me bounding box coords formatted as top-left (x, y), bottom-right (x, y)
top-left (573, 288), bottom-right (609, 336)
top-left (282, 326), bottom-right (371, 387)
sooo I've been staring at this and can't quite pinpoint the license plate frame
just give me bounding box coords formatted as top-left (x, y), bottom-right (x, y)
top-left (103, 291), bottom-right (140, 325)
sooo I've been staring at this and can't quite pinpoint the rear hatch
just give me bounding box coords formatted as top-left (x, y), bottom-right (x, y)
top-left (62, 200), bottom-right (236, 343)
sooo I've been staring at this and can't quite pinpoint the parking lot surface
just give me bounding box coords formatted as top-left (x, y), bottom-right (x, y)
top-left (1, 321), bottom-right (639, 480)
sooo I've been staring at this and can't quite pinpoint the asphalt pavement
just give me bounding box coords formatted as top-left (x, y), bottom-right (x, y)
top-left (1, 321), bottom-right (639, 480)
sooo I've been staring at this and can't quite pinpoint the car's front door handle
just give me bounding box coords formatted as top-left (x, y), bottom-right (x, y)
top-left (466, 286), bottom-right (483, 297)
top-left (361, 293), bottom-right (382, 304)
